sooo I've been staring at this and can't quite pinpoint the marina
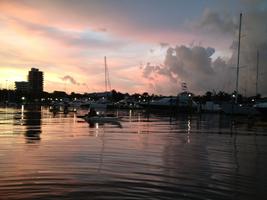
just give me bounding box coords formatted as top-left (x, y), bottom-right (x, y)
top-left (1, 1), bottom-right (267, 199)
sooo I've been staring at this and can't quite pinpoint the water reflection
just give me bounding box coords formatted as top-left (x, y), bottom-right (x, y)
top-left (23, 105), bottom-right (42, 143)
top-left (1, 108), bottom-right (267, 199)
top-left (187, 119), bottom-right (191, 143)
top-left (87, 120), bottom-right (122, 129)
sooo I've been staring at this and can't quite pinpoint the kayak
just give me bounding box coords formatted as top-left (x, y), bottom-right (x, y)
top-left (84, 115), bottom-right (119, 123)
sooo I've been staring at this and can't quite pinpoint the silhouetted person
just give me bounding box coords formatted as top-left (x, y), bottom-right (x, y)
top-left (63, 103), bottom-right (69, 114)
top-left (88, 108), bottom-right (97, 117)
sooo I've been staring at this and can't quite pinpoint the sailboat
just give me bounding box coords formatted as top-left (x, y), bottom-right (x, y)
top-left (221, 13), bottom-right (258, 115)
top-left (253, 51), bottom-right (267, 115)
top-left (90, 56), bottom-right (112, 110)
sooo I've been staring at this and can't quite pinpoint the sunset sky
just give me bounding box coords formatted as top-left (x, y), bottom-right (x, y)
top-left (1, 0), bottom-right (267, 96)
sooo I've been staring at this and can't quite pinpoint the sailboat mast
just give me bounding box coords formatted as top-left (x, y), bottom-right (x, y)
top-left (235, 13), bottom-right (242, 104)
top-left (256, 50), bottom-right (259, 96)
top-left (104, 56), bottom-right (107, 92)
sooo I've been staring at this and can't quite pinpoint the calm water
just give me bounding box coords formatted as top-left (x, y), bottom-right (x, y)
top-left (0, 106), bottom-right (267, 200)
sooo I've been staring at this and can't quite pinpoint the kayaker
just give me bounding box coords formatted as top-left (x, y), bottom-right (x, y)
top-left (88, 108), bottom-right (97, 117)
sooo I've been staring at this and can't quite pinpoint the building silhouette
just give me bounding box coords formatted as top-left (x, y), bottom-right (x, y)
top-left (15, 81), bottom-right (30, 93)
top-left (28, 68), bottom-right (43, 95)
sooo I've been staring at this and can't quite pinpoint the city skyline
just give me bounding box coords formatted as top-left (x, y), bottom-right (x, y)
top-left (1, 0), bottom-right (267, 96)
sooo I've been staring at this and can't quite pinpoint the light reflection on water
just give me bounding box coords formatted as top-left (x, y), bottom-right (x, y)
top-left (0, 106), bottom-right (267, 200)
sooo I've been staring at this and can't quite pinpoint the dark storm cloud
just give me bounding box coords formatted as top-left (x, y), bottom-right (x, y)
top-left (143, 45), bottom-right (231, 94)
top-left (61, 75), bottom-right (80, 85)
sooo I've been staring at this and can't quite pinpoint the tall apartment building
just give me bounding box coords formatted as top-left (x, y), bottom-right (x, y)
top-left (28, 68), bottom-right (43, 94)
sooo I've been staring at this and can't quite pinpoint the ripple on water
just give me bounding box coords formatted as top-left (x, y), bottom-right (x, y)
top-left (0, 107), bottom-right (267, 199)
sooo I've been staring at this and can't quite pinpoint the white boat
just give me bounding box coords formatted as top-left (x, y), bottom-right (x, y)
top-left (139, 92), bottom-right (197, 113)
top-left (139, 97), bottom-right (176, 109)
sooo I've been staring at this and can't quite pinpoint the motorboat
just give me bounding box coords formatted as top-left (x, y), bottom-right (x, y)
top-left (139, 97), bottom-right (177, 110)
top-left (139, 92), bottom-right (197, 113)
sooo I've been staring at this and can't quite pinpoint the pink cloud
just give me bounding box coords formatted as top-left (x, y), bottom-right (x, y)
top-left (0, 0), bottom-right (197, 45)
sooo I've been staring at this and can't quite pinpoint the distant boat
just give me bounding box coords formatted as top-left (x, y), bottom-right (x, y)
top-left (139, 92), bottom-right (197, 113)
top-left (140, 97), bottom-right (177, 110)
top-left (113, 98), bottom-right (141, 109)
top-left (177, 92), bottom-right (198, 112)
